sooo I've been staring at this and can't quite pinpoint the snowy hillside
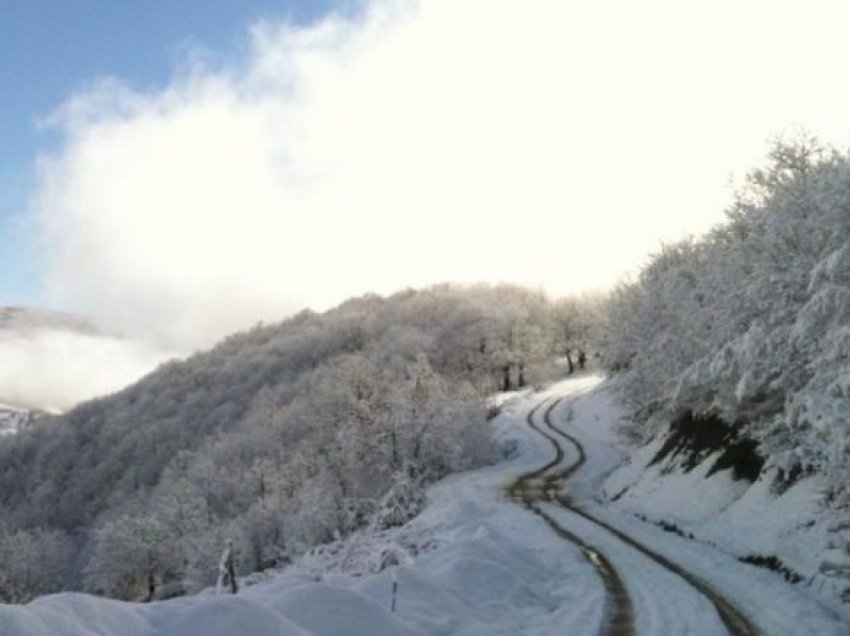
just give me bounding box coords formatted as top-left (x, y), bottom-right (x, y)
top-left (596, 138), bottom-right (850, 588)
top-left (0, 286), bottom-right (566, 603)
top-left (591, 137), bottom-right (850, 614)
top-left (2, 376), bottom-right (847, 635)
top-left (0, 403), bottom-right (41, 436)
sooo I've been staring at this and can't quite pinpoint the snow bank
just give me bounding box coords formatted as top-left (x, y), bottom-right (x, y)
top-left (0, 593), bottom-right (150, 636)
top-left (264, 584), bottom-right (424, 636)
top-left (155, 596), bottom-right (310, 636)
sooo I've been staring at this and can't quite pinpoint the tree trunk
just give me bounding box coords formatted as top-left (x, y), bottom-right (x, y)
top-left (218, 542), bottom-right (238, 594)
top-left (502, 365), bottom-right (511, 392)
top-left (390, 428), bottom-right (399, 471)
top-left (565, 349), bottom-right (574, 374)
top-left (518, 362), bottom-right (525, 388)
top-left (146, 551), bottom-right (156, 602)
top-left (228, 560), bottom-right (238, 594)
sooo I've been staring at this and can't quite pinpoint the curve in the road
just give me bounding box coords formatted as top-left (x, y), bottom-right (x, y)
top-left (509, 400), bottom-right (634, 636)
top-left (537, 395), bottom-right (759, 636)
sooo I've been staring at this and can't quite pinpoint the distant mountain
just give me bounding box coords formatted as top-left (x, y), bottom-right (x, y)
top-left (0, 403), bottom-right (44, 436)
top-left (0, 306), bottom-right (105, 338)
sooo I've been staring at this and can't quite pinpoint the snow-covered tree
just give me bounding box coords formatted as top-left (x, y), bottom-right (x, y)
top-left (0, 526), bottom-right (72, 603)
top-left (85, 515), bottom-right (174, 600)
top-left (598, 134), bottom-right (850, 524)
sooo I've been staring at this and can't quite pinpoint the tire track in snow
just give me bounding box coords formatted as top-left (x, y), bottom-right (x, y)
top-left (509, 400), bottom-right (634, 636)
top-left (538, 396), bottom-right (759, 636)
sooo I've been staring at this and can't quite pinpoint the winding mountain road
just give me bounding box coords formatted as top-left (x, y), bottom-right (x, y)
top-left (509, 396), bottom-right (759, 636)
top-left (509, 400), bottom-right (634, 634)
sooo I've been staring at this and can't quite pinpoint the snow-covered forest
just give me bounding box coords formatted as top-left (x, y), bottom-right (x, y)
top-left (598, 136), bottom-right (850, 551)
top-left (0, 284), bottom-right (596, 603)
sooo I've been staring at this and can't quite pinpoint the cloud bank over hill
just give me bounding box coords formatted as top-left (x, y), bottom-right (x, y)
top-left (0, 329), bottom-right (175, 411)
top-left (0, 308), bottom-right (176, 411)
top-left (31, 0), bottom-right (850, 349)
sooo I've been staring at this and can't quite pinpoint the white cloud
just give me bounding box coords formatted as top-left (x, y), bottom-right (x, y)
top-left (32, 0), bottom-right (850, 349)
top-left (0, 330), bottom-right (174, 411)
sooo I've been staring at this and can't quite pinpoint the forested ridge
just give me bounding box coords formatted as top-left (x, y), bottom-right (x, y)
top-left (598, 136), bottom-right (850, 548)
top-left (0, 284), bottom-right (595, 602)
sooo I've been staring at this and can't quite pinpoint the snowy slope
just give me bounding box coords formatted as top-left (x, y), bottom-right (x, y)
top-left (1, 376), bottom-right (847, 634)
top-left (599, 411), bottom-right (850, 606)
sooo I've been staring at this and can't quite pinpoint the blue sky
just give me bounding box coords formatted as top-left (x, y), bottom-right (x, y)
top-left (0, 0), bottom-right (341, 305)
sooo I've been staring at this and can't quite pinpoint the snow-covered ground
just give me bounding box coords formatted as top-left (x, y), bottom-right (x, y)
top-left (2, 375), bottom-right (848, 634)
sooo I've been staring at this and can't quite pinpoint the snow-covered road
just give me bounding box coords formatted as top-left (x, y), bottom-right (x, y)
top-left (539, 380), bottom-right (849, 635)
top-left (2, 375), bottom-right (848, 635)
top-left (521, 394), bottom-right (753, 634)
top-left (510, 399), bottom-right (635, 634)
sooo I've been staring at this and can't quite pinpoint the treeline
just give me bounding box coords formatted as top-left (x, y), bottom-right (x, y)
top-left (0, 284), bottom-right (595, 602)
top-left (598, 136), bottom-right (850, 516)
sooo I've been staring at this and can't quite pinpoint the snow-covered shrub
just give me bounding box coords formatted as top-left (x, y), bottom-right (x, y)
top-left (373, 469), bottom-right (428, 530)
top-left (84, 515), bottom-right (174, 600)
